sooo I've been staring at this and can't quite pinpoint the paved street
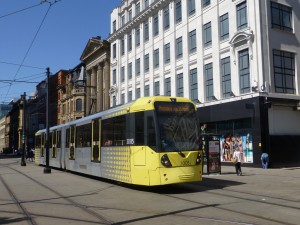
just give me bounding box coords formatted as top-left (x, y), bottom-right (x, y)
top-left (0, 158), bottom-right (299, 225)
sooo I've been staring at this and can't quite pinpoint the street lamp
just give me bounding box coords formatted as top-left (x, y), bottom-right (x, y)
top-left (20, 92), bottom-right (26, 166)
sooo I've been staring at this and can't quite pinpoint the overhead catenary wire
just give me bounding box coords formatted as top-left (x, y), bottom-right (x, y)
top-left (0, 60), bottom-right (45, 70)
top-left (0, 73), bottom-right (45, 89)
top-left (18, 72), bottom-right (46, 81)
top-left (0, 2), bottom-right (44, 19)
top-left (3, 0), bottom-right (61, 102)
top-left (0, 80), bottom-right (40, 84)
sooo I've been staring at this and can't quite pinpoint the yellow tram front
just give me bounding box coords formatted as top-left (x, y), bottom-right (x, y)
top-left (101, 96), bottom-right (202, 186)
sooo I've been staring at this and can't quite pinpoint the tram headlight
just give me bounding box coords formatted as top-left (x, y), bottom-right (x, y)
top-left (161, 154), bottom-right (172, 167)
top-left (196, 152), bottom-right (202, 165)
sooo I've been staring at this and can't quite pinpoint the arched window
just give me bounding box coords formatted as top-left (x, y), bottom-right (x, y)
top-left (76, 99), bottom-right (82, 111)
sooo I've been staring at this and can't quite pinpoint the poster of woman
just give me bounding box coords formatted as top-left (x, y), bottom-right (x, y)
top-left (220, 133), bottom-right (253, 163)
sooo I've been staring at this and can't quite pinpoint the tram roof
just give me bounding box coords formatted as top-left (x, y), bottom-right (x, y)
top-left (35, 96), bottom-right (192, 135)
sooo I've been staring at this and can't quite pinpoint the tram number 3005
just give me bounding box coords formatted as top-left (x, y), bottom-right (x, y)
top-left (127, 139), bottom-right (135, 145)
top-left (181, 160), bottom-right (191, 166)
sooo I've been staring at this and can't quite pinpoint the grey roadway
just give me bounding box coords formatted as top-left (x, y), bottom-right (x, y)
top-left (0, 158), bottom-right (299, 225)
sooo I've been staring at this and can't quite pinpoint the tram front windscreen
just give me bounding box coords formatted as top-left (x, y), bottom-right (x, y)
top-left (154, 101), bottom-right (199, 152)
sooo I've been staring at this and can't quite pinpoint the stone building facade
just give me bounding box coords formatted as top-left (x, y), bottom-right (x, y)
top-left (80, 37), bottom-right (111, 115)
top-left (57, 65), bottom-right (85, 124)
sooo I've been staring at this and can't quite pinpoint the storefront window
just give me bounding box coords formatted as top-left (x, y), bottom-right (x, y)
top-left (203, 118), bottom-right (253, 163)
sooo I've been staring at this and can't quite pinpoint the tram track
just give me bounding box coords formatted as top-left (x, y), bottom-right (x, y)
top-left (0, 175), bottom-right (37, 225)
top-left (163, 193), bottom-right (295, 225)
top-left (1, 160), bottom-right (298, 225)
top-left (1, 163), bottom-right (254, 225)
top-left (156, 182), bottom-right (299, 225)
top-left (111, 175), bottom-right (299, 225)
top-left (5, 165), bottom-right (114, 225)
top-left (198, 182), bottom-right (300, 209)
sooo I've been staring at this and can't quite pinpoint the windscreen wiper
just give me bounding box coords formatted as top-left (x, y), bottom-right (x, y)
top-left (178, 151), bottom-right (185, 158)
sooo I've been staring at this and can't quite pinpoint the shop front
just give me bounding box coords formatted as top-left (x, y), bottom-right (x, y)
top-left (197, 96), bottom-right (300, 167)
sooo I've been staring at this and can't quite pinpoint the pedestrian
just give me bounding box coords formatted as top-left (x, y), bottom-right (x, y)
top-left (28, 148), bottom-right (34, 162)
top-left (261, 152), bottom-right (269, 169)
top-left (232, 148), bottom-right (243, 176)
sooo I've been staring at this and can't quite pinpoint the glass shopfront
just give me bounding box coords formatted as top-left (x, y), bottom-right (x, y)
top-left (201, 118), bottom-right (253, 163)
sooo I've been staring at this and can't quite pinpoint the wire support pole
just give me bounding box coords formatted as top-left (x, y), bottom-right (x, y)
top-left (21, 92), bottom-right (26, 166)
top-left (44, 67), bottom-right (51, 174)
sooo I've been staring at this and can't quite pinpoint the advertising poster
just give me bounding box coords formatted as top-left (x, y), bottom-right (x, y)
top-left (220, 133), bottom-right (253, 163)
top-left (208, 140), bottom-right (221, 174)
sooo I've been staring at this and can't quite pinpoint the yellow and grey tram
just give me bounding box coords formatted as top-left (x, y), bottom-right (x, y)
top-left (35, 96), bottom-right (202, 186)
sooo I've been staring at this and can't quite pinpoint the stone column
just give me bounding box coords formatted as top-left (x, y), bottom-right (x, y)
top-left (91, 67), bottom-right (97, 114)
top-left (103, 60), bottom-right (110, 110)
top-left (97, 63), bottom-right (103, 112)
top-left (86, 69), bottom-right (91, 116)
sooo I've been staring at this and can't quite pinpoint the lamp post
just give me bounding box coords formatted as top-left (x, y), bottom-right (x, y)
top-left (44, 67), bottom-right (51, 173)
top-left (20, 92), bottom-right (26, 166)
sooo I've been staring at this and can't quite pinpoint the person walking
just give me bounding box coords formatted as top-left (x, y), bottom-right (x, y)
top-left (28, 148), bottom-right (34, 162)
top-left (261, 152), bottom-right (269, 169)
top-left (233, 148), bottom-right (243, 176)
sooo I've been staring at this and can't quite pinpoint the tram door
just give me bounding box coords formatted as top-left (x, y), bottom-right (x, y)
top-left (56, 130), bottom-right (62, 168)
top-left (69, 126), bottom-right (76, 160)
top-left (65, 126), bottom-right (76, 169)
top-left (61, 128), bottom-right (67, 170)
top-left (92, 119), bottom-right (101, 162)
top-left (52, 131), bottom-right (57, 159)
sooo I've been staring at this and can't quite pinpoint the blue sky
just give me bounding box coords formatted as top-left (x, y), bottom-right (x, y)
top-left (0, 0), bottom-right (121, 103)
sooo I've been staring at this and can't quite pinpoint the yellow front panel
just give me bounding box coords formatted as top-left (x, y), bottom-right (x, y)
top-left (133, 147), bottom-right (146, 166)
top-left (155, 151), bottom-right (202, 185)
top-left (159, 166), bottom-right (202, 185)
top-left (130, 148), bottom-right (202, 186)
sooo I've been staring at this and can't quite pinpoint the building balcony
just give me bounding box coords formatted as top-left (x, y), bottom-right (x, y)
top-left (72, 88), bottom-right (85, 95)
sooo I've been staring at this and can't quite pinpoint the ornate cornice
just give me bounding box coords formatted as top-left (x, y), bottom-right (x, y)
top-left (109, 84), bottom-right (118, 96)
top-left (229, 30), bottom-right (254, 63)
top-left (229, 30), bottom-right (254, 46)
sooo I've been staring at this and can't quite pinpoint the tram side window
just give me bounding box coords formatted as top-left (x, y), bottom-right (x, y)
top-left (70, 126), bottom-right (75, 145)
top-left (41, 133), bottom-right (45, 157)
top-left (76, 123), bottom-right (92, 147)
top-left (147, 116), bottom-right (156, 149)
top-left (102, 119), bottom-right (113, 146)
top-left (70, 126), bottom-right (76, 160)
top-left (66, 128), bottom-right (76, 159)
top-left (52, 131), bottom-right (56, 158)
top-left (92, 119), bottom-right (100, 162)
top-left (52, 131), bottom-right (56, 146)
top-left (35, 135), bottom-right (41, 148)
top-left (48, 132), bottom-right (53, 148)
top-left (101, 115), bottom-right (126, 146)
top-left (115, 115), bottom-right (126, 146)
top-left (66, 128), bottom-right (70, 148)
top-left (135, 112), bottom-right (144, 145)
top-left (57, 130), bottom-right (61, 148)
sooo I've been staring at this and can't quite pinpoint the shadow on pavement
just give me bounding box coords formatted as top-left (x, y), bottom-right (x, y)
top-left (0, 217), bottom-right (28, 225)
top-left (119, 177), bottom-right (244, 194)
